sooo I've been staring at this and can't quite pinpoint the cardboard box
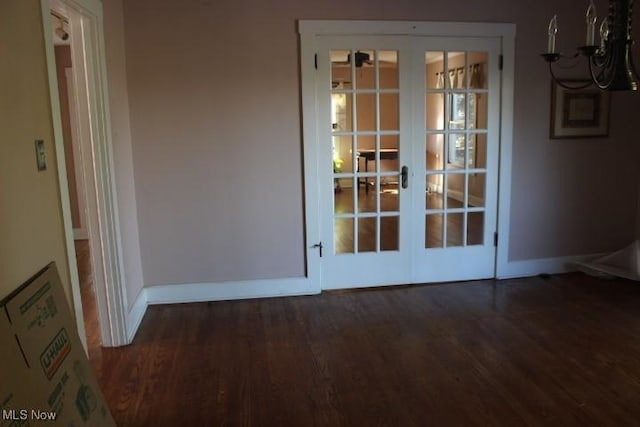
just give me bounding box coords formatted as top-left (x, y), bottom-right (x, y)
top-left (1, 263), bottom-right (115, 426)
top-left (0, 317), bottom-right (47, 427)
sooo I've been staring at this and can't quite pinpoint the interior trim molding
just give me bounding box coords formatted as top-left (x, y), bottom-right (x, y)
top-left (141, 253), bottom-right (599, 307)
top-left (496, 253), bottom-right (605, 279)
top-left (299, 21), bottom-right (516, 38)
top-left (41, 0), bottom-right (130, 347)
top-left (145, 277), bottom-right (319, 306)
top-left (494, 31), bottom-right (516, 283)
top-left (126, 289), bottom-right (148, 343)
top-left (137, 252), bottom-right (603, 326)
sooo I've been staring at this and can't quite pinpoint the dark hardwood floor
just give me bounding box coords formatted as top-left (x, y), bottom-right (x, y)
top-left (86, 273), bottom-right (640, 426)
top-left (75, 239), bottom-right (102, 360)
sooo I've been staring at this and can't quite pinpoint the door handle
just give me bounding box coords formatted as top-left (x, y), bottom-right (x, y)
top-left (401, 166), bottom-right (409, 189)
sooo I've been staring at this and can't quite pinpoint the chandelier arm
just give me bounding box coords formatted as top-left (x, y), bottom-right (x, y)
top-left (555, 52), bottom-right (583, 70)
top-left (548, 62), bottom-right (594, 89)
top-left (591, 51), bottom-right (609, 68)
top-left (541, 0), bottom-right (638, 91)
top-left (589, 59), bottom-right (614, 90)
top-left (591, 43), bottom-right (627, 90)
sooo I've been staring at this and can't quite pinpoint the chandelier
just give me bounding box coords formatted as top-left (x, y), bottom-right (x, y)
top-left (541, 0), bottom-right (639, 90)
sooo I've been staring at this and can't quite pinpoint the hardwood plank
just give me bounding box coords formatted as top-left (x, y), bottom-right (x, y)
top-left (87, 274), bottom-right (640, 425)
top-left (74, 239), bottom-right (102, 358)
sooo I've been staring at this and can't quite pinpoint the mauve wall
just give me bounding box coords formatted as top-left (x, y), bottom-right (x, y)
top-left (0, 0), bottom-right (71, 303)
top-left (506, 0), bottom-right (640, 260)
top-left (119, 0), bottom-right (640, 286)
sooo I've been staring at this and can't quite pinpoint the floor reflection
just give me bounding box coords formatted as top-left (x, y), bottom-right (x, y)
top-left (334, 188), bottom-right (484, 253)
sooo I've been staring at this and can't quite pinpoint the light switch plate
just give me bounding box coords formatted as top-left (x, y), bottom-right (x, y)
top-left (35, 139), bottom-right (46, 171)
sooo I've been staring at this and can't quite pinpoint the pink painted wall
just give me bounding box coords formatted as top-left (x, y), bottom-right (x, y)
top-left (116, 0), bottom-right (640, 285)
top-left (0, 0), bottom-right (71, 303)
top-left (508, 0), bottom-right (640, 259)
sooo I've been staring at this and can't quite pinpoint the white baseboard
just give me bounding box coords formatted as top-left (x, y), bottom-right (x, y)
top-left (124, 277), bottom-right (318, 342)
top-left (496, 252), bottom-right (605, 279)
top-left (126, 288), bottom-right (148, 343)
top-left (126, 253), bottom-right (607, 342)
top-left (145, 276), bottom-right (319, 306)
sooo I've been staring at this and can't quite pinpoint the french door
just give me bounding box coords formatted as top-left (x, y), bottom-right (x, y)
top-left (312, 33), bottom-right (502, 289)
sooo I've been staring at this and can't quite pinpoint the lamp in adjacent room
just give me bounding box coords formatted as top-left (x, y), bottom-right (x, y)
top-left (51, 11), bottom-right (69, 42)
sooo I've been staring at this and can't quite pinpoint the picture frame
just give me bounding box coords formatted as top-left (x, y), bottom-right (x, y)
top-left (550, 80), bottom-right (610, 139)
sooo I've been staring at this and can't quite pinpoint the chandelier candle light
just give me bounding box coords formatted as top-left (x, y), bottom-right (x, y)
top-left (541, 0), bottom-right (639, 90)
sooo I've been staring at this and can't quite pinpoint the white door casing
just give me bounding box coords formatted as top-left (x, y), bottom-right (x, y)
top-left (42, 0), bottom-right (129, 347)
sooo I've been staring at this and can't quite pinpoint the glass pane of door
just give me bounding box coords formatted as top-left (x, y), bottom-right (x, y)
top-left (425, 50), bottom-right (489, 249)
top-left (331, 48), bottom-right (400, 255)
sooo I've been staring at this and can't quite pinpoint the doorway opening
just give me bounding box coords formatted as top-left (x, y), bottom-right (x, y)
top-left (44, 0), bottom-right (129, 348)
top-left (49, 3), bottom-right (101, 356)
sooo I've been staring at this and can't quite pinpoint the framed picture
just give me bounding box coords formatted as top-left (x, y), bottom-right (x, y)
top-left (550, 80), bottom-right (610, 139)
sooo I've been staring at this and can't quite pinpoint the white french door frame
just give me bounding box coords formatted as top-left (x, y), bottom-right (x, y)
top-left (299, 20), bottom-right (516, 288)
